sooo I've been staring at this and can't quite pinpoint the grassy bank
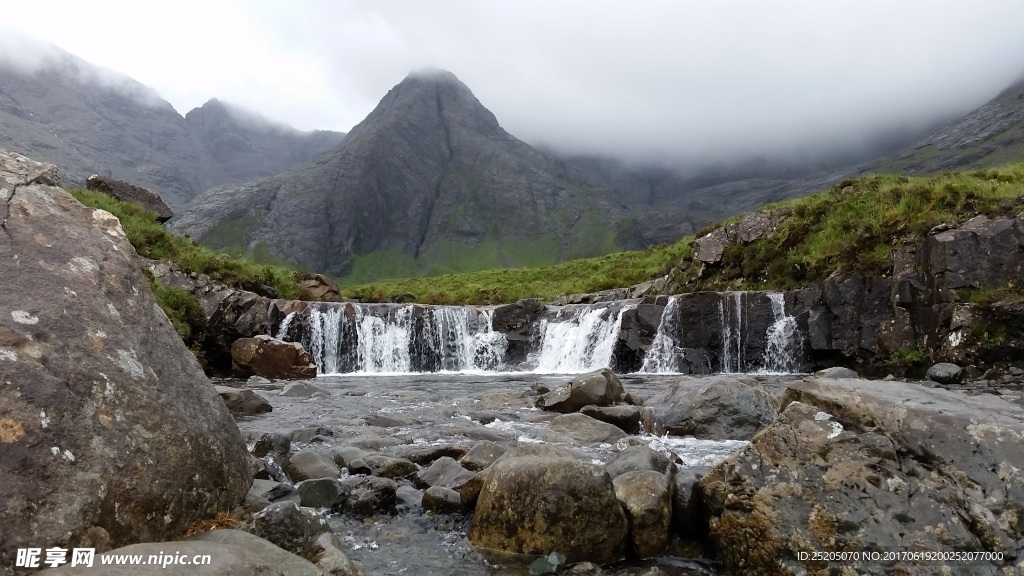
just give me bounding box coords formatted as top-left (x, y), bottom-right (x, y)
top-left (70, 188), bottom-right (302, 299)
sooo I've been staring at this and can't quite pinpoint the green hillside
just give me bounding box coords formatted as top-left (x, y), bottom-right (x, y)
top-left (345, 163), bottom-right (1024, 304)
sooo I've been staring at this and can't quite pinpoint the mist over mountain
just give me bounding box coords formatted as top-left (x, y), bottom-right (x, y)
top-left (171, 70), bottom-right (623, 280)
top-left (0, 41), bottom-right (345, 208)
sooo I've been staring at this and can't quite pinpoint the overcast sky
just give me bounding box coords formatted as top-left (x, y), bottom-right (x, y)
top-left (3, 1), bottom-right (1024, 167)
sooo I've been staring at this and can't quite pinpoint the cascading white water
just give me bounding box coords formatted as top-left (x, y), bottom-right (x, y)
top-left (759, 293), bottom-right (801, 373)
top-left (355, 306), bottom-right (413, 373)
top-left (720, 292), bottom-right (744, 373)
top-left (640, 296), bottom-right (680, 373)
top-left (275, 311), bottom-right (296, 340)
top-left (533, 304), bottom-right (632, 373)
top-left (421, 307), bottom-right (507, 372)
top-left (305, 307), bottom-right (344, 374)
top-left (471, 309), bottom-right (507, 371)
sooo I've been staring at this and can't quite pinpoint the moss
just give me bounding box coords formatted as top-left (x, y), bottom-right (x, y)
top-left (143, 270), bottom-right (209, 368)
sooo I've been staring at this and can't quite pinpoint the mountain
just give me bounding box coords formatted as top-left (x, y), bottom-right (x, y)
top-left (171, 70), bottom-right (623, 282)
top-left (858, 75), bottom-right (1024, 176)
top-left (0, 44), bottom-right (345, 208)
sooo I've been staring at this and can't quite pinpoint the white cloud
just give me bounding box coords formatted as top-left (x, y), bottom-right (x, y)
top-left (2, 0), bottom-right (1024, 167)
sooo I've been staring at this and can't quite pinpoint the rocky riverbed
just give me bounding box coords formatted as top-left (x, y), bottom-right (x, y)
top-left (226, 372), bottom-right (790, 575)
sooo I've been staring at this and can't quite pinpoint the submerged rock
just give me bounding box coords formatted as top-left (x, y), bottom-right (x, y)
top-left (216, 385), bottom-right (273, 414)
top-left (468, 456), bottom-right (628, 565)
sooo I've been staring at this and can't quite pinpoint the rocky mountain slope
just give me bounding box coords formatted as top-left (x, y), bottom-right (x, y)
top-left (172, 70), bottom-right (623, 281)
top-left (0, 46), bottom-right (345, 208)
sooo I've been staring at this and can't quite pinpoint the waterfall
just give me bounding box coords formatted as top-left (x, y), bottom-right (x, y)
top-left (720, 292), bottom-right (745, 373)
top-left (759, 293), bottom-right (801, 374)
top-left (304, 306), bottom-right (344, 374)
top-left (640, 296), bottom-right (680, 373)
top-left (533, 304), bottom-right (632, 373)
top-left (275, 311), bottom-right (296, 340)
top-left (354, 306), bottom-right (414, 373)
top-left (419, 307), bottom-right (507, 372)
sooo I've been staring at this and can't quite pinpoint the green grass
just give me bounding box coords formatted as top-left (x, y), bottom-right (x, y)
top-left (68, 188), bottom-right (304, 300)
top-left (677, 164), bottom-right (1024, 291)
top-left (344, 239), bottom-right (693, 305)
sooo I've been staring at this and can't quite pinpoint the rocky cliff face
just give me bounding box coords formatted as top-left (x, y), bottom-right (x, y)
top-left (0, 45), bottom-right (344, 209)
top-left (172, 70), bottom-right (622, 280)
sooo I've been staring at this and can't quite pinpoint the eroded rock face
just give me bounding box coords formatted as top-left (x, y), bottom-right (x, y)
top-left (231, 335), bottom-right (317, 380)
top-left (701, 377), bottom-right (1024, 575)
top-left (0, 149), bottom-right (251, 570)
top-left (643, 374), bottom-right (777, 440)
top-left (467, 456), bottom-right (628, 565)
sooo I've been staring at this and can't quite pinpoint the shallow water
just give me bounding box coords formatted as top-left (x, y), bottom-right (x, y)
top-left (234, 372), bottom-right (796, 575)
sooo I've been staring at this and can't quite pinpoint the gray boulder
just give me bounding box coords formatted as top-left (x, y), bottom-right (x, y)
top-left (296, 478), bottom-right (348, 510)
top-left (216, 385), bottom-right (273, 415)
top-left (413, 456), bottom-right (476, 490)
top-left (612, 470), bottom-right (672, 559)
top-left (252, 432), bottom-right (291, 458)
top-left (548, 413), bottom-right (628, 444)
top-left (643, 374), bottom-right (777, 440)
top-left (458, 441), bottom-right (507, 471)
top-left (468, 456), bottom-right (628, 565)
top-left (579, 404), bottom-right (650, 434)
top-left (701, 377), bottom-right (1024, 575)
top-left (422, 486), bottom-right (466, 514)
top-left (535, 368), bottom-right (626, 413)
top-left (251, 501), bottom-right (332, 557)
top-left (284, 450), bottom-right (341, 482)
top-left (604, 445), bottom-right (673, 479)
top-left (341, 476), bottom-right (398, 517)
top-left (347, 454), bottom-right (417, 479)
top-left (85, 174), bottom-right (174, 222)
top-left (814, 366), bottom-right (860, 379)
top-left (0, 149), bottom-right (251, 570)
top-left (926, 362), bottom-right (964, 384)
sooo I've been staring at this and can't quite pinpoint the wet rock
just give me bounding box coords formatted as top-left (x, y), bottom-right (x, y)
top-left (216, 385), bottom-right (273, 415)
top-left (363, 413), bottom-right (417, 427)
top-left (252, 432), bottom-right (292, 458)
top-left (0, 149), bottom-right (251, 566)
top-left (643, 374), bottom-right (777, 440)
top-left (604, 445), bottom-right (672, 479)
top-left (529, 551), bottom-right (567, 575)
top-left (459, 472), bottom-right (485, 507)
top-left (579, 404), bottom-right (649, 434)
top-left (284, 450), bottom-right (341, 481)
top-left (387, 444), bottom-right (468, 465)
top-left (341, 476), bottom-right (398, 517)
top-left (251, 501), bottom-right (332, 557)
top-left (613, 470), bottom-right (672, 559)
top-left (926, 362), bottom-right (964, 384)
top-left (86, 174), bottom-right (174, 222)
top-left (422, 486), bottom-right (467, 514)
top-left (549, 413), bottom-right (628, 444)
top-left (348, 454), bottom-right (417, 479)
top-left (701, 377), bottom-right (1024, 575)
top-left (289, 426), bottom-right (336, 443)
top-left (671, 468), bottom-right (706, 538)
top-left (413, 456), bottom-right (476, 490)
top-left (310, 532), bottom-right (365, 576)
top-left (245, 479), bottom-right (300, 512)
top-left (468, 456), bottom-right (628, 565)
top-left (331, 446), bottom-right (375, 467)
top-left (458, 440), bottom-right (507, 471)
top-left (231, 335), bottom-right (318, 380)
top-left (296, 478), bottom-right (348, 510)
top-left (814, 366), bottom-right (860, 379)
top-left (536, 368), bottom-right (626, 413)
top-left (281, 381), bottom-right (331, 397)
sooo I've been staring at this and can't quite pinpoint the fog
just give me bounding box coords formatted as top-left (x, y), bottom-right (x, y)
top-left (3, 1), bottom-right (1024, 169)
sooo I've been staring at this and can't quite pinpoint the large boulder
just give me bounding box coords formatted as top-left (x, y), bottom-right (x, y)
top-left (535, 368), bottom-right (626, 413)
top-left (612, 470), bottom-right (672, 559)
top-left (292, 272), bottom-right (342, 302)
top-left (548, 413), bottom-right (628, 444)
top-left (0, 149), bottom-right (251, 572)
top-left (467, 456), bottom-right (628, 565)
top-left (643, 374), bottom-right (777, 440)
top-left (85, 174), bottom-right (174, 223)
top-left (231, 334), bottom-right (318, 380)
top-left (701, 377), bottom-right (1024, 575)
